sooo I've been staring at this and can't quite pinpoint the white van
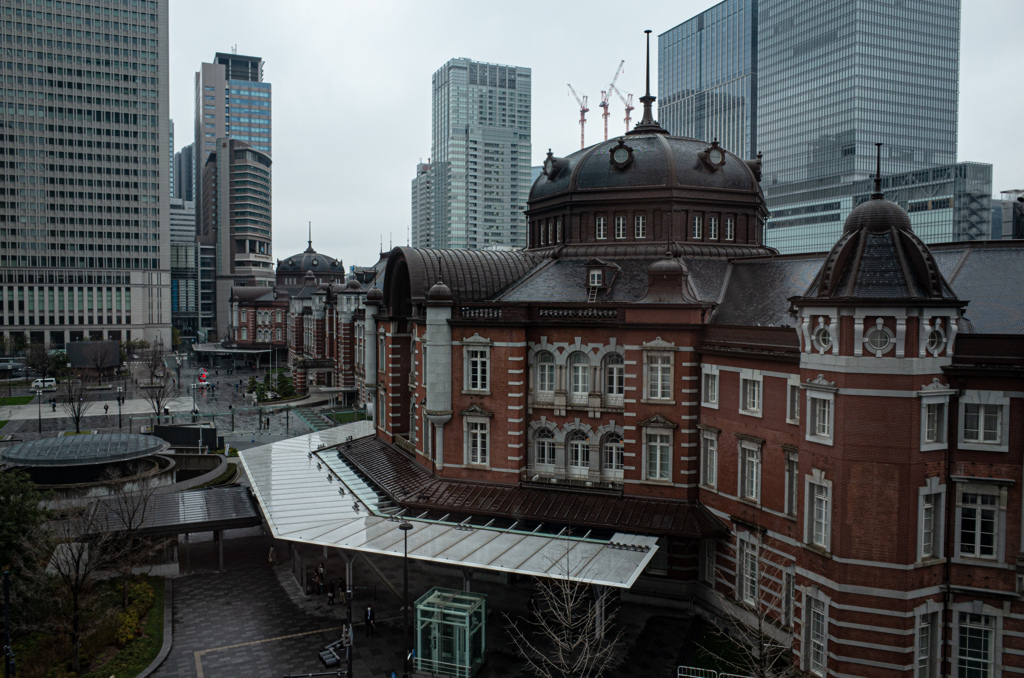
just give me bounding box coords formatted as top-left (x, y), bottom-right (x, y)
top-left (31, 378), bottom-right (57, 389)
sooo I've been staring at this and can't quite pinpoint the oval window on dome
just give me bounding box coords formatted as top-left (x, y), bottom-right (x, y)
top-left (866, 328), bottom-right (892, 353)
top-left (813, 327), bottom-right (832, 352)
top-left (926, 328), bottom-right (946, 355)
top-left (312, 259), bottom-right (318, 266)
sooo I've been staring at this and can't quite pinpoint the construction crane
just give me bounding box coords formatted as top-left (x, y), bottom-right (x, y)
top-left (567, 84), bottom-right (589, 150)
top-left (598, 61), bottom-right (626, 141)
top-left (609, 83), bottom-right (635, 134)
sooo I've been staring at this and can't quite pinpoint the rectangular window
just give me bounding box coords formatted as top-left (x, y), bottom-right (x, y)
top-left (811, 397), bottom-right (832, 437)
top-left (634, 215), bottom-right (647, 238)
top-left (693, 215), bottom-right (703, 239)
top-left (467, 347), bottom-right (489, 392)
top-left (957, 613), bottom-right (994, 678)
top-left (702, 370), bottom-right (718, 406)
top-left (725, 217), bottom-right (735, 241)
top-left (922, 493), bottom-right (938, 559)
top-left (785, 450), bottom-right (799, 516)
top-left (787, 381), bottom-right (801, 424)
top-left (709, 216), bottom-right (719, 240)
top-left (739, 443), bottom-right (761, 502)
top-left (595, 217), bottom-right (607, 240)
top-left (917, 614), bottom-right (934, 678)
top-left (646, 432), bottom-right (671, 481)
top-left (808, 597), bottom-right (827, 676)
top-left (703, 540), bottom-right (716, 584)
top-left (740, 376), bottom-right (761, 414)
top-left (536, 437), bottom-right (556, 466)
top-left (614, 216), bottom-right (626, 239)
top-left (589, 269), bottom-right (603, 287)
top-left (738, 539), bottom-right (757, 605)
top-left (556, 218), bottom-right (562, 243)
top-left (646, 354), bottom-right (672, 400)
top-left (964, 403), bottom-right (1000, 443)
top-left (960, 491), bottom-right (997, 559)
top-left (537, 361), bottom-right (555, 395)
top-left (811, 482), bottom-right (831, 548)
top-left (700, 431), bottom-right (717, 488)
top-left (783, 572), bottom-right (795, 628)
top-left (468, 420), bottom-right (489, 465)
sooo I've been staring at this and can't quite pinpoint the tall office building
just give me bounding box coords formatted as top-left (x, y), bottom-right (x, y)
top-left (659, 0), bottom-right (973, 253)
top-left (416, 58), bottom-right (531, 249)
top-left (0, 0), bottom-right (171, 349)
top-left (169, 198), bottom-right (198, 343)
top-left (198, 138), bottom-right (272, 340)
top-left (168, 119), bottom-right (174, 203)
top-left (193, 52), bottom-right (271, 214)
top-left (658, 0), bottom-right (758, 160)
top-left (174, 143), bottom-right (194, 201)
top-left (411, 162), bottom-right (436, 248)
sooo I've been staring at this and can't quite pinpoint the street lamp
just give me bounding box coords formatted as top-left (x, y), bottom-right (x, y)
top-left (399, 520), bottom-right (413, 678)
top-left (34, 389), bottom-right (43, 434)
top-left (116, 386), bottom-right (123, 429)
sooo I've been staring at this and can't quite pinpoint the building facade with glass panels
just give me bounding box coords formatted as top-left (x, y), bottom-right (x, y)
top-left (658, 0), bottom-right (758, 160)
top-left (421, 58), bottom-right (531, 250)
top-left (0, 0), bottom-right (171, 349)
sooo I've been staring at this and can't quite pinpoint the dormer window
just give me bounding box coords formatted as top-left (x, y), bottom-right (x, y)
top-left (589, 269), bottom-right (603, 287)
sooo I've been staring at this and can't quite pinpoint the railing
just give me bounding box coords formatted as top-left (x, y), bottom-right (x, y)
top-left (678, 667), bottom-right (752, 678)
top-left (415, 656), bottom-right (475, 678)
top-left (538, 307), bottom-right (617, 320)
top-left (459, 306), bottom-right (502, 319)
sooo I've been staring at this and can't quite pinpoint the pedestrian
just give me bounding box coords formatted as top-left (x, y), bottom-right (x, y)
top-left (365, 605), bottom-right (375, 636)
top-left (104, 404), bottom-right (109, 415)
top-left (51, 398), bottom-right (56, 412)
top-left (338, 578), bottom-right (347, 606)
top-left (268, 545), bottom-right (276, 565)
top-left (327, 579), bottom-right (335, 605)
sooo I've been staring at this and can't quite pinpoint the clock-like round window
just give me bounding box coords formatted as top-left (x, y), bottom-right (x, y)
top-left (866, 328), bottom-right (891, 353)
top-left (609, 142), bottom-right (634, 170)
top-left (926, 328), bottom-right (946, 355)
top-left (813, 327), bottom-right (832, 352)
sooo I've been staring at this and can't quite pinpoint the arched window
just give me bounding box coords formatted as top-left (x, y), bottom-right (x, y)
top-left (569, 352), bottom-right (590, 405)
top-left (603, 433), bottom-right (624, 475)
top-left (535, 351), bottom-right (555, 400)
top-left (604, 353), bottom-right (624, 406)
top-left (567, 431), bottom-right (590, 478)
top-left (534, 428), bottom-right (556, 466)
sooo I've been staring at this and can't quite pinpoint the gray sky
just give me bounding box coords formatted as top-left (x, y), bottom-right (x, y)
top-left (169, 0), bottom-right (1024, 268)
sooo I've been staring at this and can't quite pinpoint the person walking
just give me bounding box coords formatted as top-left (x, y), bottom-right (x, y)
top-left (338, 578), bottom-right (347, 606)
top-left (327, 578), bottom-right (335, 606)
top-left (365, 605), bottom-right (375, 636)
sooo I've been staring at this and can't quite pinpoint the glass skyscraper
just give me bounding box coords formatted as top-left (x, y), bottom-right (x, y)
top-left (415, 58), bottom-right (531, 250)
top-left (659, 0), bottom-right (974, 253)
top-left (659, 0), bottom-right (758, 160)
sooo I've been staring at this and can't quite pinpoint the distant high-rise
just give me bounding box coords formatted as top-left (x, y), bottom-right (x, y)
top-left (415, 58), bottom-right (531, 249)
top-left (198, 138), bottom-right (273, 340)
top-left (0, 1), bottom-right (171, 349)
top-left (170, 199), bottom-right (199, 343)
top-left (194, 52), bottom-right (271, 213)
top-left (411, 162), bottom-right (436, 248)
top-left (169, 120), bottom-right (175, 203)
top-left (659, 0), bottom-right (972, 253)
top-left (174, 144), bottom-right (195, 202)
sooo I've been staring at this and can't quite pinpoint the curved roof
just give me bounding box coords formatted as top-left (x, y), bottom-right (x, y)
top-left (803, 196), bottom-right (957, 301)
top-left (385, 247), bottom-right (542, 304)
top-left (530, 133), bottom-right (762, 202)
top-left (276, 243), bottom-right (343, 275)
top-left (2, 433), bottom-right (168, 467)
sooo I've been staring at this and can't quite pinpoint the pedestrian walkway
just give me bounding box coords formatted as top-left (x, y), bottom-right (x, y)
top-left (293, 405), bottom-right (330, 432)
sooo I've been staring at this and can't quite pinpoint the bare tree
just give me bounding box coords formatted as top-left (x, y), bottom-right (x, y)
top-left (15, 503), bottom-right (117, 674)
top-left (59, 378), bottom-right (92, 434)
top-left (25, 342), bottom-right (51, 378)
top-left (82, 340), bottom-right (119, 384)
top-left (100, 466), bottom-right (165, 609)
top-left (138, 345), bottom-right (177, 424)
top-left (505, 551), bottom-right (624, 678)
top-left (699, 529), bottom-right (798, 678)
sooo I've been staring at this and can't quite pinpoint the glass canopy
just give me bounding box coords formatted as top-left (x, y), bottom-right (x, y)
top-left (238, 422), bottom-right (659, 588)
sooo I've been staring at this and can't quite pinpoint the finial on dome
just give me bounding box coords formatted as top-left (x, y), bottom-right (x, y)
top-left (305, 221), bottom-right (314, 253)
top-left (872, 142), bottom-right (883, 200)
top-left (628, 30), bottom-right (669, 135)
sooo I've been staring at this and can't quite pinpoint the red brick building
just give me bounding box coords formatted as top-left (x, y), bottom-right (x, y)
top-left (345, 103), bottom-right (1024, 677)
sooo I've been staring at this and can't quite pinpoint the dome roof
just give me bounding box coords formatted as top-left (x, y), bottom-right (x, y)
top-left (344, 278), bottom-right (362, 290)
top-left (277, 243), bottom-right (342, 275)
top-left (427, 279), bottom-right (453, 304)
top-left (530, 134), bottom-right (762, 202)
top-left (805, 196), bottom-right (957, 301)
top-left (366, 286), bottom-right (384, 303)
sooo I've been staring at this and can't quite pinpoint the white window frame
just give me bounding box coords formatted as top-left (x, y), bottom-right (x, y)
top-left (602, 433), bottom-right (624, 475)
top-left (643, 352), bottom-right (673, 402)
top-left (534, 350), bottom-right (555, 401)
top-left (739, 369), bottom-right (762, 418)
top-left (958, 391), bottom-right (1010, 452)
top-left (701, 539), bottom-right (716, 585)
top-left (803, 591), bottom-right (830, 677)
top-left (737, 535), bottom-right (758, 606)
top-left (614, 216), bottom-right (626, 239)
top-left (954, 610), bottom-right (1000, 678)
top-left (784, 448), bottom-right (799, 517)
top-left (464, 417), bottom-right (490, 467)
top-left (786, 376), bottom-right (801, 425)
top-left (595, 216), bottom-right (607, 240)
top-left (701, 364), bottom-right (719, 409)
top-left (920, 391), bottom-right (950, 452)
top-left (568, 351), bottom-right (591, 406)
top-left (737, 439), bottom-right (762, 503)
top-left (634, 215), bottom-right (647, 238)
top-left (534, 428), bottom-right (556, 467)
top-left (699, 428), bottom-right (718, 489)
top-left (804, 469), bottom-right (833, 552)
top-left (643, 429), bottom-right (672, 482)
top-left (588, 269), bottom-right (603, 287)
top-left (693, 215), bottom-right (703, 239)
top-left (955, 482), bottom-right (1006, 562)
top-left (724, 217), bottom-right (735, 241)
top-left (567, 431), bottom-right (590, 478)
top-left (806, 391), bottom-right (835, 445)
top-left (917, 477), bottom-right (946, 562)
top-left (464, 343), bottom-right (490, 394)
top-left (708, 216), bottom-right (719, 240)
top-left (914, 605), bottom-right (942, 678)
top-left (603, 353), bottom-right (625, 407)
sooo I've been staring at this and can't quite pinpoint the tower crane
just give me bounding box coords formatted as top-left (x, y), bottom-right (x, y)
top-left (598, 61), bottom-right (625, 141)
top-left (567, 84), bottom-right (589, 150)
top-left (609, 84), bottom-right (635, 134)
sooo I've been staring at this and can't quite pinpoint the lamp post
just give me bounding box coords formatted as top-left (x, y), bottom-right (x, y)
top-left (399, 520), bottom-right (413, 678)
top-left (116, 386), bottom-right (123, 428)
top-left (34, 389), bottom-right (43, 433)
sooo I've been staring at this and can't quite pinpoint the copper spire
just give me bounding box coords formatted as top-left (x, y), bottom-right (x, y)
top-left (872, 142), bottom-right (884, 200)
top-left (627, 29), bottom-right (668, 135)
top-left (305, 221), bottom-right (315, 253)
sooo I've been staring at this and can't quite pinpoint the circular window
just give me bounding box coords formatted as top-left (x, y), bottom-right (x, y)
top-left (866, 328), bottom-right (891, 353)
top-left (312, 259), bottom-right (319, 266)
top-left (813, 327), bottom-right (832, 352)
top-left (926, 328), bottom-right (945, 354)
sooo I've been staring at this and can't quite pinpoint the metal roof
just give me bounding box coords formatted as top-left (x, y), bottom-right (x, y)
top-left (92, 485), bottom-right (262, 536)
top-left (238, 423), bottom-right (661, 589)
top-left (1, 433), bottom-right (168, 468)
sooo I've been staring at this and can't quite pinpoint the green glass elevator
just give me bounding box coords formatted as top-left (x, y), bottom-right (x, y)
top-left (414, 587), bottom-right (487, 677)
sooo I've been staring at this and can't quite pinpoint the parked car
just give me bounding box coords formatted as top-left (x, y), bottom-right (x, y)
top-left (31, 378), bottom-right (57, 389)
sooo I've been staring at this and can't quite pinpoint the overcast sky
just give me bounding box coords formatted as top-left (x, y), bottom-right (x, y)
top-left (168, 0), bottom-right (1024, 268)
